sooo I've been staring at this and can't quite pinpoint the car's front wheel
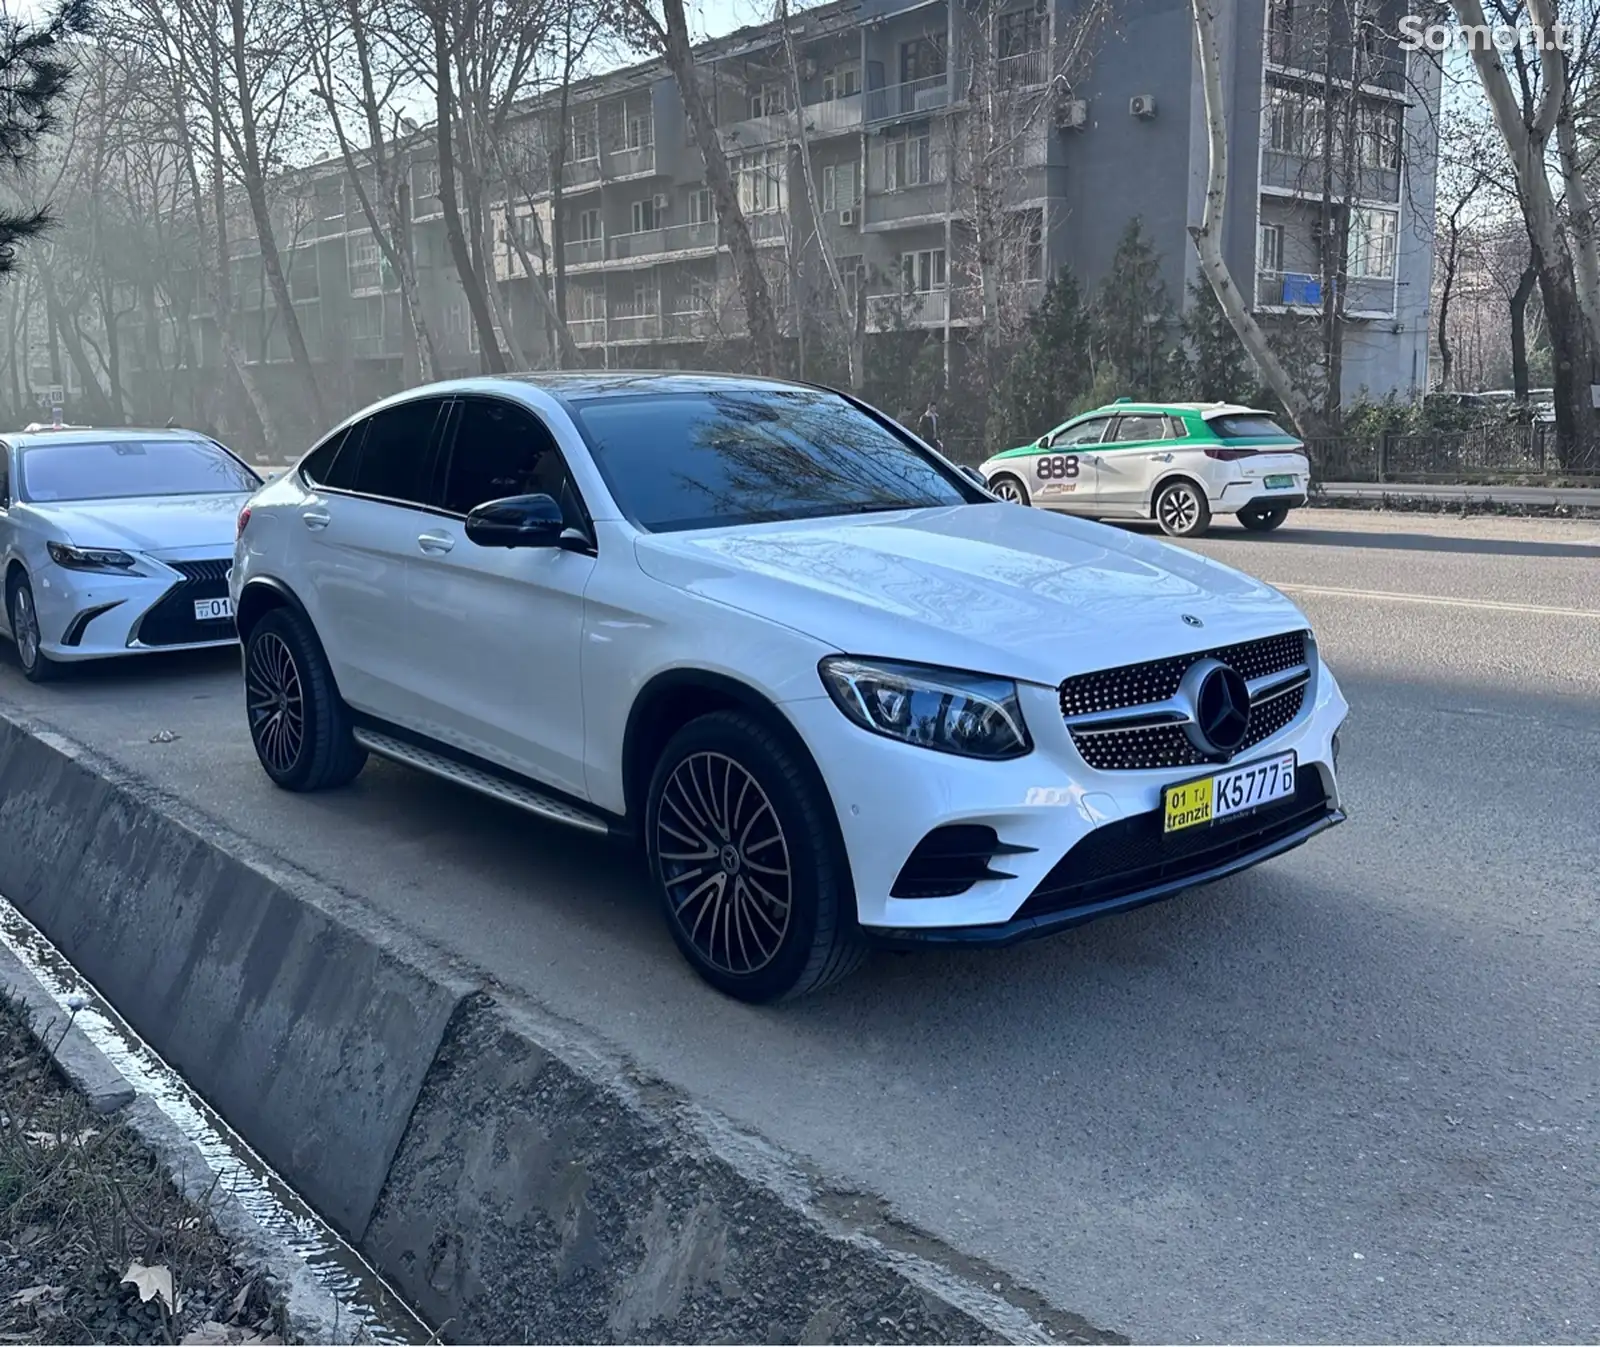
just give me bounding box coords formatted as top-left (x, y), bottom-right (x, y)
top-left (1155, 480), bottom-right (1212, 537)
top-left (1238, 503), bottom-right (1290, 532)
top-left (243, 607), bottom-right (367, 791)
top-left (988, 472), bottom-right (1031, 506)
top-left (646, 710), bottom-right (864, 1003)
top-left (7, 572), bottom-right (57, 683)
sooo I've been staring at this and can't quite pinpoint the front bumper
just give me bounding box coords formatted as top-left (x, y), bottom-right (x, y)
top-left (783, 655), bottom-right (1348, 938)
top-left (30, 552), bottom-right (236, 661)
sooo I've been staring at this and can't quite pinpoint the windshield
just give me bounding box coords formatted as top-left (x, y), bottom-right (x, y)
top-left (19, 439), bottom-right (260, 503)
top-left (568, 387), bottom-right (974, 533)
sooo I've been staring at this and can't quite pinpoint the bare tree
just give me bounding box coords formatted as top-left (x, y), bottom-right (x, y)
top-left (611, 0), bottom-right (782, 374)
top-left (1187, 0), bottom-right (1323, 436)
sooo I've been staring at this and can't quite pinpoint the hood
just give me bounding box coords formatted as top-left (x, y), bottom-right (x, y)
top-left (25, 492), bottom-right (249, 555)
top-left (634, 504), bottom-right (1310, 686)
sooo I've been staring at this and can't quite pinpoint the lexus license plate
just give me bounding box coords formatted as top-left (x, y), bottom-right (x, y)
top-left (1163, 751), bottom-right (1297, 835)
top-left (1264, 473), bottom-right (1295, 489)
top-left (194, 597), bottom-right (233, 622)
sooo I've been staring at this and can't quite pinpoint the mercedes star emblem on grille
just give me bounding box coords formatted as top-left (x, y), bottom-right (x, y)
top-left (1181, 614), bottom-right (1203, 627)
top-left (1177, 657), bottom-right (1252, 757)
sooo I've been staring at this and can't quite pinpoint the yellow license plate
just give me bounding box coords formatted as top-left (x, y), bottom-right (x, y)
top-left (1163, 751), bottom-right (1298, 834)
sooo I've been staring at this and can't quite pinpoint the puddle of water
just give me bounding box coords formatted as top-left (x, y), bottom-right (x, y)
top-left (0, 895), bottom-right (430, 1345)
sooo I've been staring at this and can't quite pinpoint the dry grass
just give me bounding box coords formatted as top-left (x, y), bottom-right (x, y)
top-left (0, 992), bottom-right (287, 1345)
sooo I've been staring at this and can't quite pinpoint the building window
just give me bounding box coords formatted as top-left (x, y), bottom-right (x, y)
top-left (1346, 207), bottom-right (1398, 279)
top-left (736, 148), bottom-right (783, 214)
top-left (570, 114), bottom-right (597, 161)
top-left (1267, 85), bottom-right (1322, 156)
top-left (631, 197), bottom-right (661, 232)
top-left (623, 279), bottom-right (659, 316)
top-left (997, 6), bottom-right (1045, 59)
top-left (822, 161), bottom-right (859, 213)
top-left (1356, 102), bottom-right (1402, 171)
top-left (839, 254), bottom-right (863, 315)
top-left (822, 65), bottom-right (860, 100)
top-left (565, 288), bottom-right (603, 322)
top-left (885, 124), bottom-right (934, 190)
top-left (749, 83), bottom-right (786, 118)
top-left (576, 208), bottom-right (601, 243)
top-left (626, 107), bottom-right (654, 150)
top-left (901, 248), bottom-right (946, 294)
top-left (1258, 222), bottom-right (1284, 273)
top-left (683, 275), bottom-right (717, 313)
top-left (347, 232), bottom-right (381, 294)
top-left (1020, 209), bottom-right (1043, 279)
top-left (900, 34), bottom-right (946, 85)
top-left (687, 186), bottom-right (714, 224)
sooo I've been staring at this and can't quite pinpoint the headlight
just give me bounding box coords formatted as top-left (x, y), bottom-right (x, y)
top-left (48, 542), bottom-right (138, 573)
top-left (818, 657), bottom-right (1032, 759)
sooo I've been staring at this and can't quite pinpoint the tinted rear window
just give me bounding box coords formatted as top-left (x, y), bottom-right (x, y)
top-left (1209, 415), bottom-right (1293, 439)
top-left (568, 387), bottom-right (974, 533)
top-left (18, 439), bottom-right (260, 503)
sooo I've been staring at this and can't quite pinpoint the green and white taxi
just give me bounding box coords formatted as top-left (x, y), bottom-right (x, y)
top-left (977, 400), bottom-right (1311, 538)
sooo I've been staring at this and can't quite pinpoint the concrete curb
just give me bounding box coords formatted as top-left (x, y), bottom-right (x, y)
top-left (0, 938), bottom-right (134, 1113)
top-left (0, 921), bottom-right (353, 1344)
top-left (0, 701), bottom-right (1124, 1344)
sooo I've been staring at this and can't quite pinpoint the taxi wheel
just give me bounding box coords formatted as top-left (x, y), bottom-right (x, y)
top-left (1239, 504), bottom-right (1289, 532)
top-left (989, 473), bottom-right (1031, 506)
top-left (1155, 480), bottom-right (1212, 538)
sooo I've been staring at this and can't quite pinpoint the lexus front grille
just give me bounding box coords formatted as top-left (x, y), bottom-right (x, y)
top-left (1060, 630), bottom-right (1311, 771)
top-left (132, 557), bottom-right (235, 648)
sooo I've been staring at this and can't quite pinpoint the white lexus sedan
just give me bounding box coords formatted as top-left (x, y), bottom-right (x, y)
top-left (1, 426), bottom-right (261, 681)
top-left (231, 374), bottom-right (1348, 1002)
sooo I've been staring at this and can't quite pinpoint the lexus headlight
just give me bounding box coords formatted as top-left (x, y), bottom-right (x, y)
top-left (818, 657), bottom-right (1032, 759)
top-left (48, 542), bottom-right (138, 573)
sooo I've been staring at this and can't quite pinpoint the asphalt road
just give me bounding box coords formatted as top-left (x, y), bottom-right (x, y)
top-left (3, 508), bottom-right (1597, 1344)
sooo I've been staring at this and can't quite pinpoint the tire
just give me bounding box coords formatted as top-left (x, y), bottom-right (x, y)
top-left (646, 709), bottom-right (865, 1003)
top-left (7, 572), bottom-right (57, 683)
top-left (1155, 480), bottom-right (1212, 538)
top-left (1238, 503), bottom-right (1290, 532)
top-left (988, 473), bottom-right (1031, 506)
top-left (243, 607), bottom-right (367, 791)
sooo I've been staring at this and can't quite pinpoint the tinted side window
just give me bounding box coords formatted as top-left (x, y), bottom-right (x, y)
top-left (440, 398), bottom-right (584, 529)
top-left (300, 427), bottom-right (352, 488)
top-left (1053, 418), bottom-right (1107, 447)
top-left (346, 400), bottom-right (445, 504)
top-left (0, 448), bottom-right (10, 508)
top-left (1110, 414), bottom-right (1168, 443)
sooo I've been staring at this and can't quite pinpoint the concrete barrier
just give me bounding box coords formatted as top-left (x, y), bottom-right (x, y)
top-left (0, 715), bottom-right (468, 1239)
top-left (0, 704), bottom-right (1120, 1344)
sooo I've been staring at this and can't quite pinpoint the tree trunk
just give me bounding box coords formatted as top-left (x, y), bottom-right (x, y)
top-left (1510, 261), bottom-right (1536, 401)
top-left (1186, 0), bottom-right (1323, 437)
top-left (38, 273), bottom-right (116, 421)
top-left (1436, 212), bottom-right (1463, 392)
top-left (652, 0), bottom-right (780, 373)
top-left (432, 13), bottom-right (505, 372)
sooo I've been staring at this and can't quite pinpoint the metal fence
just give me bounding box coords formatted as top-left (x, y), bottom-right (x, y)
top-left (1303, 422), bottom-right (1562, 482)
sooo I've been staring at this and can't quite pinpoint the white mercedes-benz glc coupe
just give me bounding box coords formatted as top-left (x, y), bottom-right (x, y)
top-left (231, 374), bottom-right (1347, 1002)
top-left (1, 426), bottom-right (262, 681)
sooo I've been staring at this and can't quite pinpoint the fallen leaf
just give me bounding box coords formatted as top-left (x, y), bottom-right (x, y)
top-left (225, 1280), bottom-right (253, 1322)
top-left (179, 1322), bottom-right (277, 1345)
top-left (23, 1128), bottom-right (98, 1148)
top-left (150, 730), bottom-right (180, 743)
top-left (10, 1285), bottom-right (64, 1306)
top-left (122, 1262), bottom-right (175, 1314)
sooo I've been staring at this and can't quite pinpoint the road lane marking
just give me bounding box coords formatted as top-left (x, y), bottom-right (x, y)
top-left (1267, 581), bottom-right (1600, 619)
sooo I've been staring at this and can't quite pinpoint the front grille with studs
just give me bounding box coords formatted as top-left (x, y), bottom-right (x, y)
top-left (1060, 630), bottom-right (1311, 771)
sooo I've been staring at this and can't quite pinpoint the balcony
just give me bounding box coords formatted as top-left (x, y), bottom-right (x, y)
top-left (564, 237), bottom-right (605, 267)
top-left (866, 74), bottom-right (952, 123)
top-left (567, 317), bottom-right (606, 346)
top-left (609, 219), bottom-right (718, 261)
top-left (1257, 269), bottom-right (1394, 316)
top-left (1261, 150), bottom-right (1400, 204)
top-left (725, 93), bottom-right (864, 149)
top-left (605, 142), bottom-right (656, 179)
top-left (745, 212), bottom-right (788, 244)
top-left (665, 309), bottom-right (719, 340)
top-left (611, 313), bottom-right (663, 342)
top-left (1266, 29), bottom-right (1407, 93)
top-left (993, 50), bottom-right (1048, 90)
top-left (564, 156), bottom-right (602, 189)
top-left (867, 288), bottom-right (949, 330)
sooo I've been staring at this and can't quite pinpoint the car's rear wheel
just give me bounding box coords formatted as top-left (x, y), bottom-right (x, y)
top-left (1155, 480), bottom-right (1212, 537)
top-left (7, 573), bottom-right (57, 683)
top-left (646, 710), bottom-right (864, 1003)
top-left (244, 607), bottom-right (366, 791)
top-left (1238, 503), bottom-right (1290, 532)
top-left (988, 473), bottom-right (1030, 506)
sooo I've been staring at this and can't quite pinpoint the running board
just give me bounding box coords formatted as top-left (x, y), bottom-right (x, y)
top-left (352, 728), bottom-right (610, 835)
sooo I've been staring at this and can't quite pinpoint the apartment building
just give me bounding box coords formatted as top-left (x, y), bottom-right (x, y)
top-left (187, 0), bottom-right (1441, 411)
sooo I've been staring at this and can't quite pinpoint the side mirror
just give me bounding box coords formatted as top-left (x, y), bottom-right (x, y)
top-left (465, 493), bottom-right (564, 548)
top-left (958, 464), bottom-right (988, 489)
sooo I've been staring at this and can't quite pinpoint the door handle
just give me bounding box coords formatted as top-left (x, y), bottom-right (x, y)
top-left (417, 530), bottom-right (455, 555)
top-left (301, 508), bottom-right (330, 530)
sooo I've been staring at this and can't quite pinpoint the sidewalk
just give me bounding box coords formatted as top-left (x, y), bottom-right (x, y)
top-left (1318, 480), bottom-right (1600, 508)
